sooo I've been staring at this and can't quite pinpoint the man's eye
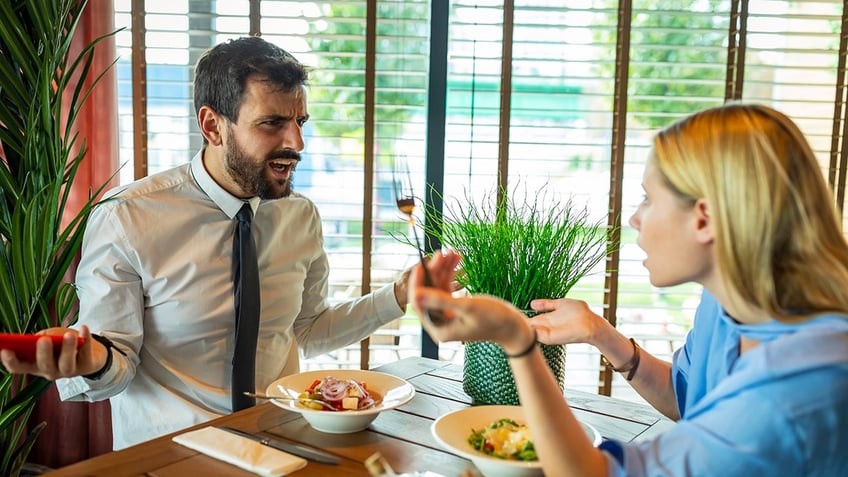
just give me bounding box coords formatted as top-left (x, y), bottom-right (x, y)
top-left (297, 118), bottom-right (308, 127)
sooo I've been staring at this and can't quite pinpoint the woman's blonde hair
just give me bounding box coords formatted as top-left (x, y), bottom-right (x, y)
top-left (653, 103), bottom-right (848, 320)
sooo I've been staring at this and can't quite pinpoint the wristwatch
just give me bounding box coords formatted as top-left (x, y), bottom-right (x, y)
top-left (82, 334), bottom-right (127, 381)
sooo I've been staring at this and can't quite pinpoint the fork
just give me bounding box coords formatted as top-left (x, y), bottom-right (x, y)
top-left (392, 158), bottom-right (450, 326)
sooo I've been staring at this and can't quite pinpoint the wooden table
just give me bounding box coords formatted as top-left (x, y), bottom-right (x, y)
top-left (46, 356), bottom-right (673, 476)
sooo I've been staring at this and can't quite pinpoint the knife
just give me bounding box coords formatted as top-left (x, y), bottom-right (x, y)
top-left (217, 426), bottom-right (340, 465)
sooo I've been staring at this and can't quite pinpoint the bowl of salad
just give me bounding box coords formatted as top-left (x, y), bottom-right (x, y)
top-left (266, 369), bottom-right (415, 433)
top-left (431, 405), bottom-right (601, 477)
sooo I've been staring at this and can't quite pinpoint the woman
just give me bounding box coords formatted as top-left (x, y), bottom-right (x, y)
top-left (411, 103), bottom-right (848, 476)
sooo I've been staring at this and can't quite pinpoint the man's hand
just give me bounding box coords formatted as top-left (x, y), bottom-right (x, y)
top-left (395, 254), bottom-right (466, 311)
top-left (393, 266), bottom-right (412, 310)
top-left (0, 325), bottom-right (108, 380)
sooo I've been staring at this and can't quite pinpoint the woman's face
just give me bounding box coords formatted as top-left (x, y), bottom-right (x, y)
top-left (628, 161), bottom-right (713, 287)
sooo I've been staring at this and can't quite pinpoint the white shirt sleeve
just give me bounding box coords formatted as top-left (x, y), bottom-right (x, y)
top-left (56, 200), bottom-right (142, 401)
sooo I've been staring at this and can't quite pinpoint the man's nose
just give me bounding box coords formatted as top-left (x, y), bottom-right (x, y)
top-left (281, 125), bottom-right (305, 152)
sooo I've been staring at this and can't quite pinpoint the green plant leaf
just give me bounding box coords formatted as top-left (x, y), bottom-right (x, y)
top-left (0, 1), bottom-right (118, 474)
top-left (0, 2), bottom-right (39, 84)
top-left (12, 421), bottom-right (47, 476)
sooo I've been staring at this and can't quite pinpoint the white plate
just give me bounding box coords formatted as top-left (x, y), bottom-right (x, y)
top-left (432, 405), bottom-right (602, 477)
top-left (266, 369), bottom-right (415, 433)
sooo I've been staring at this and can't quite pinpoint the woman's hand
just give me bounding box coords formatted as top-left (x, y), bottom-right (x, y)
top-left (408, 250), bottom-right (535, 355)
top-left (528, 298), bottom-right (614, 347)
top-left (394, 256), bottom-right (463, 311)
top-left (0, 325), bottom-right (107, 380)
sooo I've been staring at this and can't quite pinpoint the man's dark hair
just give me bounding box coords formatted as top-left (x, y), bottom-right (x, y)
top-left (193, 36), bottom-right (310, 125)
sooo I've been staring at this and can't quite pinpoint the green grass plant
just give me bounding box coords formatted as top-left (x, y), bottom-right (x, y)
top-left (417, 184), bottom-right (613, 311)
top-left (398, 182), bottom-right (616, 405)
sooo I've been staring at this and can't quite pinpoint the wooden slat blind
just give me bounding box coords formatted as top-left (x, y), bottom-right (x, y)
top-left (114, 0), bottom-right (846, 400)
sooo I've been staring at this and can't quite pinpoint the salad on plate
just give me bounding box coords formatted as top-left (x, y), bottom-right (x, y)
top-left (468, 417), bottom-right (538, 461)
top-left (297, 376), bottom-right (378, 411)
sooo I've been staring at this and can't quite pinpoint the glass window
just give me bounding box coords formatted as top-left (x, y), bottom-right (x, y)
top-left (114, 0), bottom-right (846, 402)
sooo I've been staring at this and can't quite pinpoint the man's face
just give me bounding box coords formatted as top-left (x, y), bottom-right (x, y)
top-left (222, 78), bottom-right (308, 200)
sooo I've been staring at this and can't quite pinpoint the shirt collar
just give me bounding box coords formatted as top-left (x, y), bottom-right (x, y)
top-left (190, 150), bottom-right (261, 218)
top-left (716, 299), bottom-right (846, 342)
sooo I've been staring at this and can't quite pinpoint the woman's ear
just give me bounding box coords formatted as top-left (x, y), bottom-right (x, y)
top-left (198, 106), bottom-right (224, 146)
top-left (693, 198), bottom-right (714, 245)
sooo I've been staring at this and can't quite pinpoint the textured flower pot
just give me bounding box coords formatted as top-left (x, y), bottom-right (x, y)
top-left (463, 340), bottom-right (566, 405)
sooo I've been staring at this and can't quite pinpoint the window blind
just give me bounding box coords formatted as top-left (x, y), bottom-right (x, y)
top-left (113, 0), bottom-right (846, 400)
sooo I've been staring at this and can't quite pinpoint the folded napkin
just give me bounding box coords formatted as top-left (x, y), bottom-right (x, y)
top-left (173, 427), bottom-right (307, 476)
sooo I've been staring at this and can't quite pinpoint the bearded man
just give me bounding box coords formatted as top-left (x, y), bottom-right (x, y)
top-left (2, 36), bottom-right (410, 450)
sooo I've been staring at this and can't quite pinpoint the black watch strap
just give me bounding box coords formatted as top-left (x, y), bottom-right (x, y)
top-left (82, 334), bottom-right (126, 381)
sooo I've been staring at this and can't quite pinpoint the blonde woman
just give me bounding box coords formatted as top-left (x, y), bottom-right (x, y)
top-left (411, 103), bottom-right (848, 476)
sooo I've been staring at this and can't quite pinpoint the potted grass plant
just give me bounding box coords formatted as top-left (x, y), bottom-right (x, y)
top-left (413, 183), bottom-right (612, 405)
top-left (0, 1), bottom-right (116, 475)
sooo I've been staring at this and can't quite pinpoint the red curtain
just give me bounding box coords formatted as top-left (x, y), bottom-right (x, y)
top-left (28, 0), bottom-right (119, 467)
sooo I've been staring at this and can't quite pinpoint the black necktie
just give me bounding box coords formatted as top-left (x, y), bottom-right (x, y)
top-left (232, 203), bottom-right (260, 411)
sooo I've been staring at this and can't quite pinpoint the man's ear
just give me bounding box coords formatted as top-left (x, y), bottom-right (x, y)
top-left (198, 106), bottom-right (224, 146)
top-left (693, 198), bottom-right (714, 245)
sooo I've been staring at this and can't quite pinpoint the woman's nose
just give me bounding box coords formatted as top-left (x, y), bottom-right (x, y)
top-left (628, 211), bottom-right (640, 230)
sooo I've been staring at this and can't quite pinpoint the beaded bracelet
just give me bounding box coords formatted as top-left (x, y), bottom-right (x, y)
top-left (505, 329), bottom-right (538, 359)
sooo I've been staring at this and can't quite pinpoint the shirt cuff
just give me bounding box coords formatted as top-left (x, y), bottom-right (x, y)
top-left (372, 282), bottom-right (405, 323)
top-left (56, 355), bottom-right (122, 402)
top-left (56, 375), bottom-right (95, 402)
top-left (599, 439), bottom-right (627, 477)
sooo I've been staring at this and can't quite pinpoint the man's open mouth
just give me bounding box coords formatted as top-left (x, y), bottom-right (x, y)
top-left (269, 159), bottom-right (297, 173)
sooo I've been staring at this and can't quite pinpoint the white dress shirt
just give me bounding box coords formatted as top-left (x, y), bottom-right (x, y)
top-left (56, 151), bottom-right (403, 449)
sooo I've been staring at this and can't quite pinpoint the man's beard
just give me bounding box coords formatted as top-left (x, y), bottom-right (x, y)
top-left (224, 133), bottom-right (299, 200)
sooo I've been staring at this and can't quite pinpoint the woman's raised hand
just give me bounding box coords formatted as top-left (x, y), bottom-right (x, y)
top-left (408, 250), bottom-right (534, 355)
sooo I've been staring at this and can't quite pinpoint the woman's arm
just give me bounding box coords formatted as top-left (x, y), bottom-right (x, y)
top-left (506, 335), bottom-right (609, 477)
top-left (409, 251), bottom-right (608, 477)
top-left (593, 325), bottom-right (679, 420)
top-left (531, 298), bottom-right (680, 420)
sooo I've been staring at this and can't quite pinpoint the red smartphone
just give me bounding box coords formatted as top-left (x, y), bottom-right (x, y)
top-left (0, 333), bottom-right (85, 362)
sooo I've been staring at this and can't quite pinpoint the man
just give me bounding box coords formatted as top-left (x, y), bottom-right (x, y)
top-left (1, 36), bottom-right (410, 449)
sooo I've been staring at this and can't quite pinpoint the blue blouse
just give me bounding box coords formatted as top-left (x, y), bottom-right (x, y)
top-left (599, 290), bottom-right (848, 476)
